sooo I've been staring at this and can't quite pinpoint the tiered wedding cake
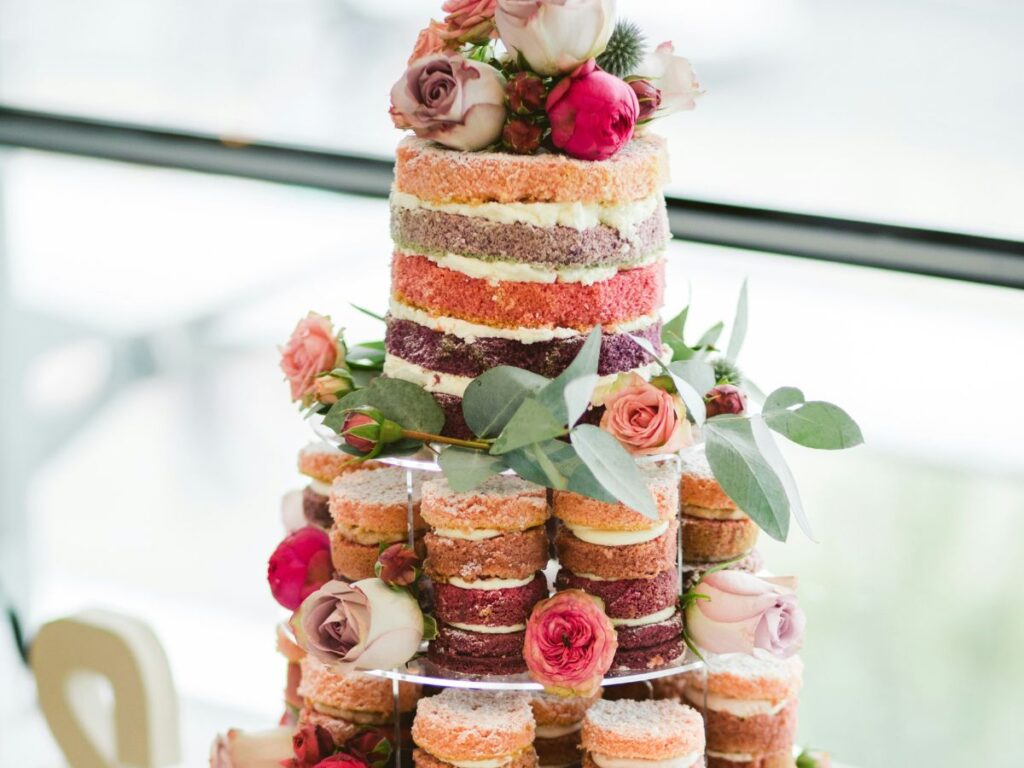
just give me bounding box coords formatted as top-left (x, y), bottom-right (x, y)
top-left (211, 3), bottom-right (860, 768)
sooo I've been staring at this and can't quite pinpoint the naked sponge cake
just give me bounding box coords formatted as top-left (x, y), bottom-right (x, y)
top-left (581, 699), bottom-right (705, 768)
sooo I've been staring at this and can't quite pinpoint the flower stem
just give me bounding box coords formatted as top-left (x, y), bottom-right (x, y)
top-left (400, 429), bottom-right (490, 451)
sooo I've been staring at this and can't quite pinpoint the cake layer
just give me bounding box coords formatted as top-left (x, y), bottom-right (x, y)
top-left (385, 316), bottom-right (661, 380)
top-left (424, 527), bottom-right (550, 582)
top-left (681, 654), bottom-right (803, 704)
top-left (683, 690), bottom-right (798, 756)
top-left (421, 475), bottom-right (549, 533)
top-left (433, 573), bottom-right (548, 628)
top-left (298, 441), bottom-right (373, 483)
top-left (330, 465), bottom-right (426, 534)
top-left (536, 731), bottom-right (582, 768)
top-left (612, 634), bottom-right (686, 672)
top-left (582, 699), bottom-right (705, 762)
top-left (555, 521), bottom-right (678, 581)
top-left (680, 446), bottom-right (738, 511)
top-left (555, 568), bottom-right (678, 620)
top-left (553, 461), bottom-right (680, 532)
top-left (395, 135), bottom-right (668, 204)
top-left (429, 625), bottom-right (528, 675)
top-left (415, 749), bottom-right (539, 768)
top-left (302, 485), bottom-right (333, 529)
top-left (682, 550), bottom-right (764, 593)
top-left (391, 200), bottom-right (669, 268)
top-left (706, 751), bottom-right (796, 768)
top-left (681, 514), bottom-right (759, 564)
top-left (330, 527), bottom-right (425, 581)
top-left (412, 689), bottom-right (535, 761)
top-left (298, 657), bottom-right (420, 716)
top-left (391, 252), bottom-right (664, 330)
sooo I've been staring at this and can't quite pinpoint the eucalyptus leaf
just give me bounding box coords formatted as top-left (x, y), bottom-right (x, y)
top-left (351, 304), bottom-right (386, 322)
top-left (763, 386), bottom-right (805, 413)
top-left (438, 447), bottom-right (507, 492)
top-left (662, 306), bottom-right (695, 361)
top-left (765, 401), bottom-right (864, 450)
top-left (563, 373), bottom-right (600, 427)
top-left (490, 398), bottom-right (566, 455)
top-left (704, 417), bottom-right (790, 541)
top-left (537, 326), bottom-right (602, 424)
top-left (726, 279), bottom-right (749, 362)
top-left (324, 377), bottom-right (444, 437)
top-left (505, 439), bottom-right (578, 490)
top-left (696, 321), bottom-right (724, 349)
top-left (749, 416), bottom-right (814, 541)
top-left (569, 424), bottom-right (658, 519)
top-left (462, 366), bottom-right (549, 438)
top-left (663, 305), bottom-right (689, 342)
top-left (668, 359), bottom-right (716, 398)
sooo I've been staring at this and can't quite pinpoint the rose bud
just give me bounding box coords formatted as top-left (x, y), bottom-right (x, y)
top-left (705, 384), bottom-right (747, 418)
top-left (291, 724), bottom-right (336, 767)
top-left (339, 408), bottom-right (404, 459)
top-left (495, 0), bottom-right (615, 76)
top-left (629, 79), bottom-right (662, 122)
top-left (507, 71), bottom-right (547, 114)
top-left (345, 729), bottom-right (392, 768)
top-left (546, 59), bottom-right (639, 160)
top-left (502, 118), bottom-right (543, 154)
top-left (209, 727), bottom-right (294, 768)
top-left (312, 370), bottom-right (354, 406)
top-left (267, 527), bottom-right (332, 611)
top-left (376, 543), bottom-right (421, 588)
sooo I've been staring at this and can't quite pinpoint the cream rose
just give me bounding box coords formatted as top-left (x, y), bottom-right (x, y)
top-left (495, 0), bottom-right (615, 76)
top-left (209, 727), bottom-right (293, 767)
top-left (633, 41), bottom-right (702, 118)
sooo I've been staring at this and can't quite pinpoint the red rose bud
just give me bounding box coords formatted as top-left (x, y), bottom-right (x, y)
top-left (376, 543), bottom-right (420, 588)
top-left (629, 79), bottom-right (662, 122)
top-left (345, 729), bottom-right (392, 767)
top-left (502, 118), bottom-right (542, 154)
top-left (292, 724), bottom-right (336, 767)
top-left (340, 408), bottom-right (403, 459)
top-left (508, 71), bottom-right (547, 114)
top-left (267, 527), bottom-right (332, 611)
top-left (705, 384), bottom-right (747, 418)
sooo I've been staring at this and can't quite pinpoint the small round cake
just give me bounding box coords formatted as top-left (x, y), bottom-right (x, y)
top-left (296, 442), bottom-right (379, 528)
top-left (679, 447), bottom-right (759, 564)
top-left (421, 475), bottom-right (548, 534)
top-left (412, 689), bottom-right (537, 768)
top-left (553, 462), bottom-right (680, 533)
top-left (581, 699), bottom-right (705, 768)
top-left (531, 690), bottom-right (601, 768)
top-left (555, 521), bottom-right (678, 581)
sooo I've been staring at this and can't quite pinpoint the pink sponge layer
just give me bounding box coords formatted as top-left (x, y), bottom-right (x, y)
top-left (391, 253), bottom-right (664, 330)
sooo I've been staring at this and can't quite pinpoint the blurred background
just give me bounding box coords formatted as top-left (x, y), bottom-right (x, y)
top-left (0, 1), bottom-right (1022, 766)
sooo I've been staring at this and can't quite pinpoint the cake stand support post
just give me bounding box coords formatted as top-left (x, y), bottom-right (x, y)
top-left (392, 673), bottom-right (403, 768)
top-left (405, 468), bottom-right (416, 550)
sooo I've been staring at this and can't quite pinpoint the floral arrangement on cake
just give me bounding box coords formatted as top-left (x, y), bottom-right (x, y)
top-left (389, 0), bottom-right (701, 160)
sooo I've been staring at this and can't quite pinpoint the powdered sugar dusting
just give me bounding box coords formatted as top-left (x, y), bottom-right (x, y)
top-left (415, 689), bottom-right (534, 756)
top-left (584, 699), bottom-right (702, 742)
top-left (705, 651), bottom-right (804, 683)
top-left (332, 465), bottom-right (424, 505)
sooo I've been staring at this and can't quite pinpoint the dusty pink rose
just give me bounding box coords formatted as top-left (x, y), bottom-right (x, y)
top-left (267, 527), bottom-right (332, 611)
top-left (293, 578), bottom-right (424, 670)
top-left (599, 373), bottom-right (692, 455)
top-left (390, 53), bottom-right (506, 151)
top-left (524, 589), bottom-right (617, 696)
top-left (685, 571), bottom-right (806, 658)
top-left (409, 21), bottom-right (447, 63)
top-left (705, 384), bottom-right (747, 418)
top-left (546, 59), bottom-right (638, 160)
top-left (441, 0), bottom-right (497, 44)
top-left (209, 727), bottom-right (293, 768)
top-left (280, 312), bottom-right (341, 405)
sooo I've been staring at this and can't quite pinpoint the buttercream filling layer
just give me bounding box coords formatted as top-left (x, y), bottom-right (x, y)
top-left (384, 355), bottom-right (665, 399)
top-left (564, 520), bottom-right (670, 547)
top-left (433, 527), bottom-right (504, 540)
top-left (447, 621), bottom-right (527, 634)
top-left (591, 753), bottom-right (702, 768)
top-left (705, 752), bottom-right (755, 762)
top-left (308, 478), bottom-right (332, 496)
top-left (536, 722), bottom-right (583, 739)
top-left (447, 575), bottom-right (537, 590)
top-left (683, 687), bottom-right (789, 718)
top-left (610, 605), bottom-right (678, 628)
top-left (407, 248), bottom-right (661, 286)
top-left (385, 315), bottom-right (662, 380)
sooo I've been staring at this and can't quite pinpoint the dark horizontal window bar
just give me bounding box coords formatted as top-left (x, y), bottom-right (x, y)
top-left (2, 105), bottom-right (1021, 289)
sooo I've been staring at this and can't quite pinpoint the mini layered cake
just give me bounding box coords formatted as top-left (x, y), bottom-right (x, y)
top-left (581, 699), bottom-right (705, 768)
top-left (329, 465), bottom-right (426, 582)
top-left (297, 657), bottom-right (421, 744)
top-left (423, 475), bottom-right (550, 675)
top-left (412, 689), bottom-right (537, 768)
top-left (385, 136), bottom-right (672, 438)
top-left (554, 462), bottom-right (684, 670)
top-left (296, 441), bottom-right (373, 529)
top-left (680, 447), bottom-right (759, 564)
top-left (679, 654), bottom-right (803, 768)
top-left (530, 690), bottom-right (600, 768)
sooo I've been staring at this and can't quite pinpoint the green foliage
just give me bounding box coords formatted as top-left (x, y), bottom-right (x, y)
top-left (596, 19), bottom-right (647, 77)
top-left (711, 357), bottom-right (743, 386)
top-left (324, 377), bottom-right (444, 453)
top-left (490, 398), bottom-right (567, 455)
top-left (536, 326), bottom-right (602, 424)
top-left (763, 387), bottom-right (864, 450)
top-left (437, 448), bottom-right (505, 491)
top-left (630, 335), bottom-right (707, 425)
top-left (462, 366), bottom-right (548, 438)
top-left (569, 424), bottom-right (658, 519)
top-left (726, 279), bottom-right (749, 362)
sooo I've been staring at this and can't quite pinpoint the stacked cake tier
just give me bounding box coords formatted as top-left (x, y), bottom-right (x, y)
top-left (294, 441), bottom-right (369, 529)
top-left (422, 475), bottom-right (550, 675)
top-left (530, 690), bottom-right (600, 768)
top-left (385, 136), bottom-right (672, 437)
top-left (581, 699), bottom-right (705, 768)
top-left (554, 461), bottom-right (685, 670)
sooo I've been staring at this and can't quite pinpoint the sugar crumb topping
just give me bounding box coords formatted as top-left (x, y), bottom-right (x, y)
top-left (585, 698), bottom-right (699, 739)
top-left (332, 465), bottom-right (424, 504)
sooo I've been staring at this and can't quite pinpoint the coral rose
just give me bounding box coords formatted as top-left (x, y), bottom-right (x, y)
top-left (280, 312), bottom-right (342, 406)
top-left (495, 0), bottom-right (615, 76)
top-left (209, 727), bottom-right (293, 767)
top-left (524, 589), bottom-right (617, 697)
top-left (293, 578), bottom-right (425, 671)
top-left (409, 21), bottom-right (447, 63)
top-left (441, 0), bottom-right (497, 44)
top-left (546, 59), bottom-right (638, 160)
top-left (599, 373), bottom-right (692, 455)
top-left (685, 571), bottom-right (806, 659)
top-left (267, 527), bottom-right (332, 611)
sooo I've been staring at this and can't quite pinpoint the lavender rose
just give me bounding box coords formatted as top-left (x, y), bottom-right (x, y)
top-left (390, 53), bottom-right (507, 152)
top-left (292, 578), bottom-right (424, 670)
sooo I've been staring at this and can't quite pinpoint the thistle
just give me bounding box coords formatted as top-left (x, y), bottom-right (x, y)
top-left (596, 20), bottom-right (646, 78)
top-left (712, 357), bottom-right (744, 386)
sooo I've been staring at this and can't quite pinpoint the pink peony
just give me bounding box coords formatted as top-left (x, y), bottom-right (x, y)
top-left (685, 571), bottom-right (806, 659)
top-left (546, 59), bottom-right (638, 161)
top-left (390, 54), bottom-right (507, 152)
top-left (441, 0), bottom-right (497, 44)
top-left (280, 312), bottom-right (341, 406)
top-left (705, 384), bottom-right (747, 418)
top-left (267, 527), bottom-right (332, 611)
top-left (524, 589), bottom-right (617, 697)
top-left (209, 727), bottom-right (293, 767)
top-left (293, 578), bottom-right (424, 671)
top-left (599, 373), bottom-right (692, 455)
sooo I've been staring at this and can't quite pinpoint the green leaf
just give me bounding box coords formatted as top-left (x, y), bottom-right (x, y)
top-left (749, 416), bottom-right (814, 541)
top-left (563, 373), bottom-right (599, 427)
top-left (662, 307), bottom-right (695, 361)
top-left (422, 614), bottom-right (439, 642)
top-left (668, 359), bottom-right (716, 398)
top-left (505, 439), bottom-right (574, 488)
top-left (537, 326), bottom-right (602, 424)
top-left (704, 417), bottom-right (790, 541)
top-left (765, 401), bottom-right (864, 450)
top-left (726, 279), bottom-right (749, 361)
top-left (351, 304), bottom-right (386, 322)
top-left (325, 378), bottom-right (444, 436)
top-left (438, 448), bottom-right (506, 492)
top-left (490, 398), bottom-right (567, 455)
top-left (663, 305), bottom-right (688, 341)
top-left (763, 386), bottom-right (805, 413)
top-left (462, 366), bottom-right (549, 438)
top-left (569, 424), bottom-right (657, 519)
top-left (630, 335), bottom-right (706, 426)
top-left (695, 321), bottom-right (724, 349)
top-left (346, 341), bottom-right (386, 371)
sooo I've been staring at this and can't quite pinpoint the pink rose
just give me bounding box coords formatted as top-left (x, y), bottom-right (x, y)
top-left (685, 571), bottom-right (806, 658)
top-left (599, 373), bottom-right (692, 455)
top-left (495, 0), bottom-right (615, 76)
top-left (390, 54), bottom-right (507, 152)
top-left (441, 0), bottom-right (497, 44)
top-left (634, 42), bottom-right (702, 119)
top-left (293, 578), bottom-right (424, 671)
top-left (267, 527), bottom-right (332, 611)
top-left (546, 59), bottom-right (638, 161)
top-left (409, 21), bottom-right (447, 64)
top-left (280, 312), bottom-right (341, 406)
top-left (209, 727), bottom-right (293, 768)
top-left (524, 589), bottom-right (617, 697)
top-left (291, 724), bottom-right (336, 768)
top-left (705, 384), bottom-right (747, 418)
